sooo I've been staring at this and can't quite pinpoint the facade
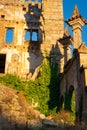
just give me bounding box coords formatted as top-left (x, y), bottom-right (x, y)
top-left (59, 6), bottom-right (87, 124)
top-left (0, 0), bottom-right (64, 80)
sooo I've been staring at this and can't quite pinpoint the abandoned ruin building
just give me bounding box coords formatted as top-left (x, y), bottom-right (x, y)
top-left (0, 0), bottom-right (87, 125)
top-left (0, 0), bottom-right (64, 79)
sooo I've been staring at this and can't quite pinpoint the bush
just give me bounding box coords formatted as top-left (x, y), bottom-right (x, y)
top-left (24, 58), bottom-right (60, 115)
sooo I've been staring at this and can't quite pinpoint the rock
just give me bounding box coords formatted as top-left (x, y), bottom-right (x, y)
top-left (40, 114), bottom-right (45, 119)
top-left (42, 119), bottom-right (58, 127)
top-left (60, 119), bottom-right (64, 124)
top-left (27, 119), bottom-right (42, 128)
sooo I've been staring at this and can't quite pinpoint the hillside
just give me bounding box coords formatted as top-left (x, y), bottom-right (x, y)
top-left (0, 84), bottom-right (42, 129)
top-left (0, 84), bottom-right (87, 130)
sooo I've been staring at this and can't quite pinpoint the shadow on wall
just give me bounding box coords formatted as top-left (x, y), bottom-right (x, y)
top-left (24, 3), bottom-right (43, 75)
top-left (59, 49), bottom-right (84, 123)
top-left (64, 85), bottom-right (75, 111)
top-left (47, 42), bottom-right (63, 112)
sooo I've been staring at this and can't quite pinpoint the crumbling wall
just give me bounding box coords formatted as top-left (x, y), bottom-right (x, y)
top-left (0, 0), bottom-right (64, 78)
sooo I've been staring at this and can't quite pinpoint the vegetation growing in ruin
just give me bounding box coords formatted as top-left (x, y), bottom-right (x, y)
top-left (0, 57), bottom-right (59, 115)
top-left (0, 57), bottom-right (75, 123)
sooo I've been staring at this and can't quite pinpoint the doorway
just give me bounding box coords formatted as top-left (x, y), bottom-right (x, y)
top-left (0, 54), bottom-right (6, 73)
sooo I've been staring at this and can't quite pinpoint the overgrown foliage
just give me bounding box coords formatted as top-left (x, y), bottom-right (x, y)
top-left (0, 58), bottom-right (59, 115)
top-left (0, 57), bottom-right (76, 124)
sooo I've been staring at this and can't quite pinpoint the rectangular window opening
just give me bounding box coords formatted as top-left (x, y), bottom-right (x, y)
top-left (25, 0), bottom-right (28, 2)
top-left (5, 28), bottom-right (14, 43)
top-left (1, 15), bottom-right (5, 18)
top-left (23, 7), bottom-right (26, 11)
top-left (32, 31), bottom-right (38, 41)
top-left (38, 0), bottom-right (42, 2)
top-left (25, 30), bottom-right (31, 41)
top-left (32, 0), bottom-right (35, 2)
top-left (25, 29), bottom-right (38, 42)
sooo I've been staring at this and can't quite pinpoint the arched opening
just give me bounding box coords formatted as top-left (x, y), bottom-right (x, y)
top-left (64, 85), bottom-right (75, 112)
top-left (69, 85), bottom-right (75, 113)
top-left (60, 95), bottom-right (64, 109)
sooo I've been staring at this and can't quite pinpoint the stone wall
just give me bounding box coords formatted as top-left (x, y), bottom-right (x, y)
top-left (60, 46), bottom-right (87, 124)
top-left (0, 0), bottom-right (64, 78)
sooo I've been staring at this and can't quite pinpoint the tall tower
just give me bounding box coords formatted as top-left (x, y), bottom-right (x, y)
top-left (42, 0), bottom-right (64, 45)
top-left (66, 6), bottom-right (86, 49)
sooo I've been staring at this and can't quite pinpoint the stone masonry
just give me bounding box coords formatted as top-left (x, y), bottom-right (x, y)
top-left (0, 0), bottom-right (64, 80)
top-left (59, 6), bottom-right (87, 124)
top-left (0, 0), bottom-right (87, 126)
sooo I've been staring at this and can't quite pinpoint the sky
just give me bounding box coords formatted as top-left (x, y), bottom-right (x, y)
top-left (63, 0), bottom-right (87, 45)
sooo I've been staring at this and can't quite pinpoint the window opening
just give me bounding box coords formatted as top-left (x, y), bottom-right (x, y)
top-left (5, 29), bottom-right (14, 43)
top-left (23, 7), bottom-right (26, 11)
top-left (25, 30), bottom-right (38, 41)
top-left (32, 31), bottom-right (38, 41)
top-left (1, 15), bottom-right (5, 18)
top-left (38, 0), bottom-right (42, 2)
top-left (25, 30), bottom-right (31, 40)
top-left (32, 0), bottom-right (35, 2)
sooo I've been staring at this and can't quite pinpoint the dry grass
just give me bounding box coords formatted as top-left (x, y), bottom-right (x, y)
top-left (52, 110), bottom-right (75, 125)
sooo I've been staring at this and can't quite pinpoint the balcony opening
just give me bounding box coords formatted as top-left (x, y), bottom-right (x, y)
top-left (25, 30), bottom-right (38, 42)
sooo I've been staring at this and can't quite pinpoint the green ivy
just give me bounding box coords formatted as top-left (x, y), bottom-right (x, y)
top-left (0, 58), bottom-right (59, 115)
